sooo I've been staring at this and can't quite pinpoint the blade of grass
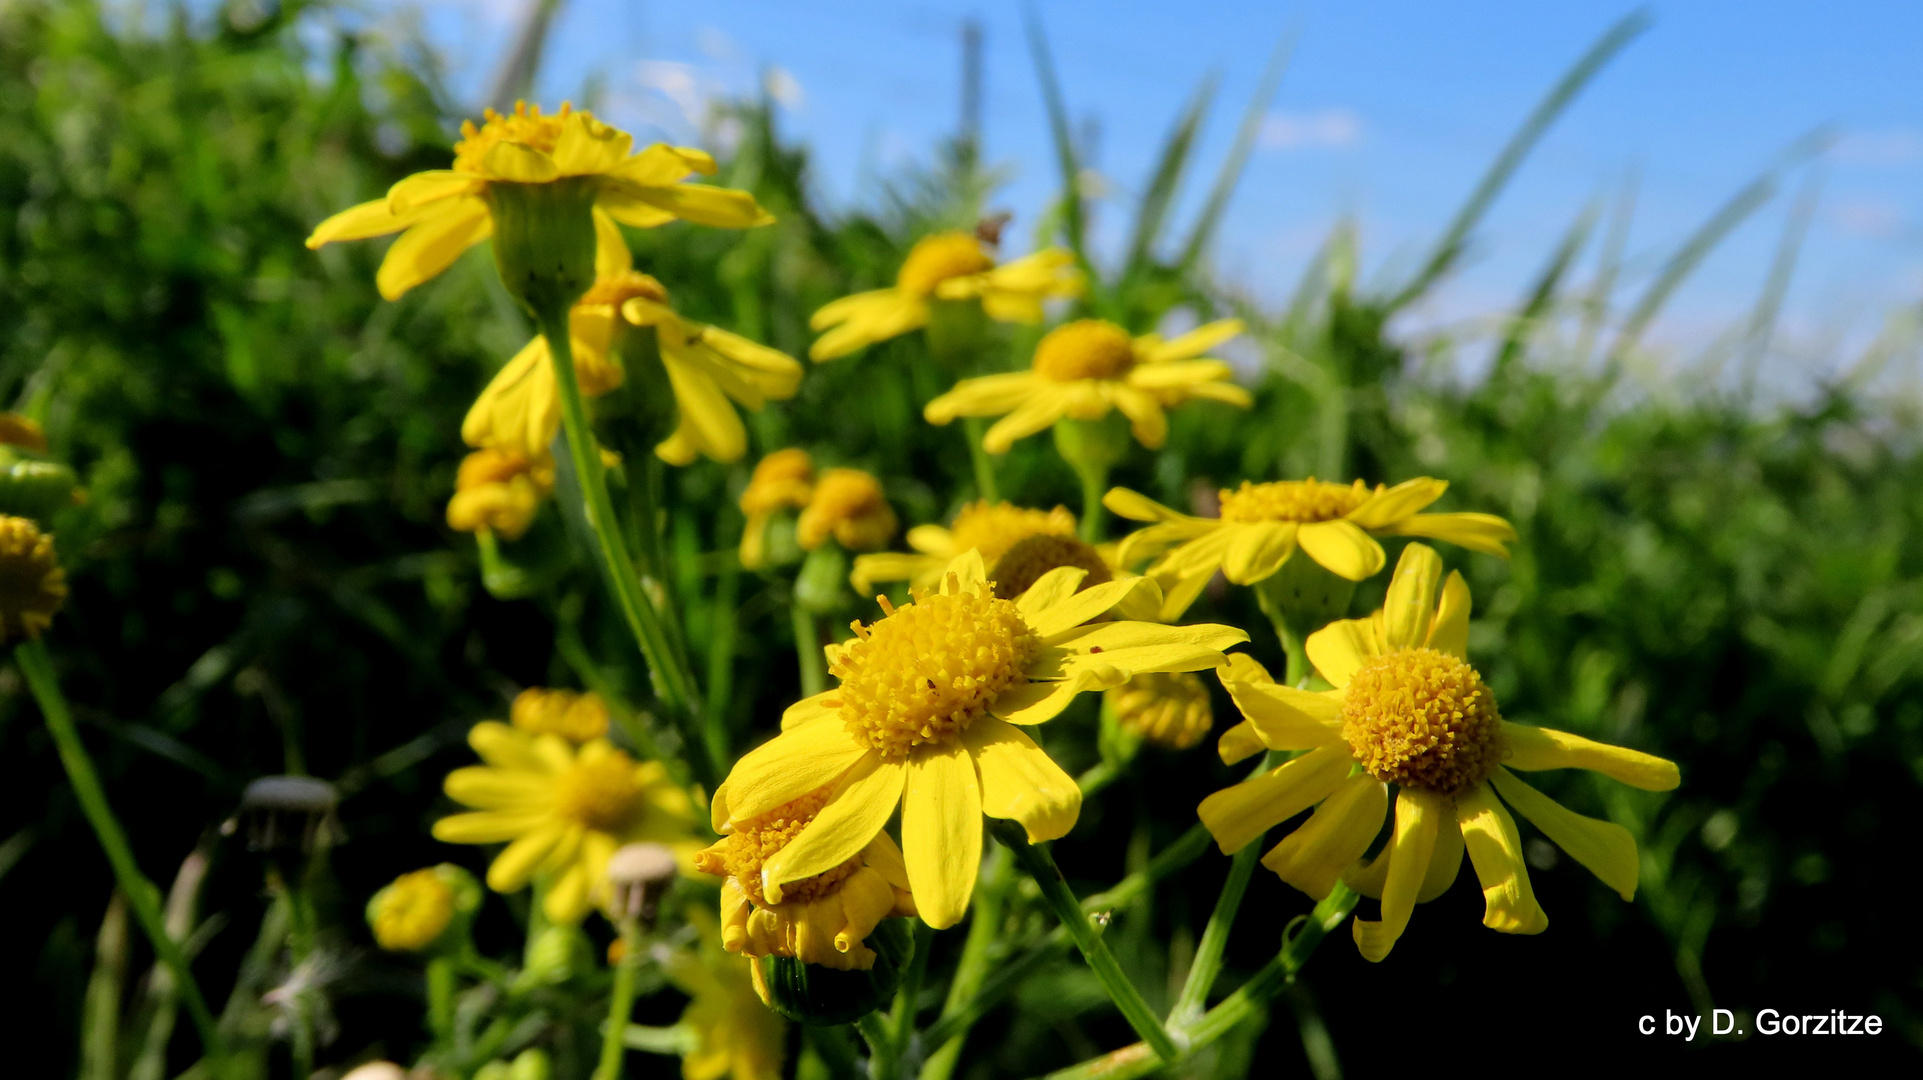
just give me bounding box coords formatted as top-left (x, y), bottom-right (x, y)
top-left (1738, 165), bottom-right (1823, 395)
top-left (1024, 5), bottom-right (1090, 272)
top-left (1178, 27), bottom-right (1296, 274)
top-left (1574, 169), bottom-right (1638, 363)
top-left (1492, 199), bottom-right (1599, 378)
top-left (1387, 10), bottom-right (1651, 313)
top-left (1121, 74), bottom-right (1218, 289)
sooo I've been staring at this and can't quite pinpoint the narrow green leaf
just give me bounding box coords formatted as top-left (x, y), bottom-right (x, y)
top-left (1023, 6), bottom-right (1089, 269)
top-left (1123, 74), bottom-right (1218, 283)
top-left (1738, 165), bottom-right (1823, 391)
top-left (1493, 200), bottom-right (1599, 377)
top-left (1178, 27), bottom-right (1297, 273)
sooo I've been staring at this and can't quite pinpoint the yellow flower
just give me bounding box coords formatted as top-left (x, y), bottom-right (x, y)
top-left (446, 449), bottom-right (553, 540)
top-left (511, 687), bottom-right (611, 743)
top-left (431, 722), bottom-right (702, 924)
top-left (463, 271), bottom-right (801, 468)
top-left (710, 550), bottom-right (1246, 928)
top-left (665, 911), bottom-right (786, 1080)
top-left (849, 500), bottom-right (1076, 595)
top-left (796, 469), bottom-right (898, 553)
top-left (925, 318), bottom-right (1251, 454)
top-left (367, 865), bottom-right (476, 952)
top-left (1105, 670), bottom-right (1213, 750)
top-left (694, 787), bottom-right (916, 970)
top-left (808, 232), bottom-right (1082, 360)
top-left (1107, 477), bottom-right (1518, 620)
top-left (307, 101), bottom-right (770, 301)
top-left (0, 515), bottom-right (67, 644)
top-left (1196, 544), bottom-right (1680, 962)
top-left (738, 449), bottom-right (817, 570)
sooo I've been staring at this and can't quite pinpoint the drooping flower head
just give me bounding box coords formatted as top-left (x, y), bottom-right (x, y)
top-left (849, 500), bottom-right (1077, 595)
top-left (307, 102), bottom-right (771, 301)
top-left (432, 722), bottom-right (702, 924)
top-left (1105, 670), bottom-right (1214, 750)
top-left (1195, 544), bottom-right (1679, 962)
top-left (1106, 477), bottom-right (1518, 620)
top-left (0, 515), bottom-right (67, 645)
top-left (796, 468), bottom-right (898, 553)
top-left (446, 449), bottom-right (552, 540)
top-left (665, 909), bottom-right (786, 1080)
top-left (738, 449), bottom-right (817, 570)
top-left (925, 318), bottom-right (1251, 454)
top-left (808, 232), bottom-right (1082, 361)
top-left (710, 551), bottom-right (1246, 928)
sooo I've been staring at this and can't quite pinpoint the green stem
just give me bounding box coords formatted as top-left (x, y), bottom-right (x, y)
top-left (963, 418), bottom-right (999, 503)
top-left (921, 848), bottom-right (1010, 1080)
top-left (1168, 836), bottom-right (1262, 1030)
top-left (427, 956), bottom-right (457, 1045)
top-left (855, 1011), bottom-right (897, 1079)
top-left (791, 603), bottom-right (826, 698)
top-left (990, 821), bottom-right (1178, 1063)
top-left (14, 640), bottom-right (224, 1062)
top-left (891, 920), bottom-right (935, 1067)
top-left (538, 304), bottom-right (713, 777)
top-left (594, 922), bottom-right (643, 1080)
top-left (1074, 461), bottom-right (1109, 542)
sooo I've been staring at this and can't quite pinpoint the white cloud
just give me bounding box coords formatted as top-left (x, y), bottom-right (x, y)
top-left (1831, 198), bottom-right (1906, 238)
top-left (764, 66), bottom-right (805, 110)
top-left (1832, 129), bottom-right (1923, 166)
top-left (1260, 108), bottom-right (1362, 151)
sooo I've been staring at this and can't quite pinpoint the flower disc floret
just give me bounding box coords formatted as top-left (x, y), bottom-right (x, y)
top-left (0, 515), bottom-right (67, 645)
top-left (991, 534), bottom-right (1111, 599)
top-left (1032, 320), bottom-right (1137, 381)
top-left (833, 583), bottom-right (1039, 758)
top-left (1218, 478), bottom-right (1373, 523)
top-left (694, 789), bottom-right (861, 906)
top-left (555, 752), bottom-right (645, 832)
top-left (896, 232), bottom-right (995, 295)
top-left (1341, 648), bottom-right (1503, 795)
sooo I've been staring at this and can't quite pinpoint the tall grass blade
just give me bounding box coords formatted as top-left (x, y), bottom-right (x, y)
top-left (1178, 27), bottom-right (1296, 273)
top-left (487, 0), bottom-right (567, 112)
top-left (1023, 5), bottom-right (1090, 268)
top-left (1122, 75), bottom-right (1218, 286)
top-left (1493, 200), bottom-right (1599, 377)
top-left (1575, 170), bottom-right (1638, 363)
top-left (1738, 166), bottom-right (1823, 395)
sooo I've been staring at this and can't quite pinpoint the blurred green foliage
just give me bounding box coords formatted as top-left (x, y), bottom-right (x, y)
top-left (2, 1), bottom-right (1918, 1076)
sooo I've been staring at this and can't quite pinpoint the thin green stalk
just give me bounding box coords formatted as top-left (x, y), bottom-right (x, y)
top-left (538, 304), bottom-right (712, 776)
top-left (14, 640), bottom-right (223, 1061)
top-left (1075, 462), bottom-right (1108, 542)
top-left (855, 1011), bottom-right (897, 1079)
top-left (921, 847), bottom-right (1010, 1080)
top-left (427, 956), bottom-right (456, 1045)
top-left (963, 418), bottom-right (999, 503)
top-left (1168, 837), bottom-right (1261, 1030)
top-left (990, 821), bottom-right (1178, 1063)
top-left (594, 922), bottom-right (644, 1080)
top-left (892, 920), bottom-right (935, 1067)
top-left (791, 603), bottom-right (826, 698)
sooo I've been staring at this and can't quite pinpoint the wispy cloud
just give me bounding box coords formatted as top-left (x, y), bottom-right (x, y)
top-left (1260, 108), bottom-right (1362, 151)
top-left (1831, 198), bottom-right (1906, 238)
top-left (1832, 128), bottom-right (1923, 166)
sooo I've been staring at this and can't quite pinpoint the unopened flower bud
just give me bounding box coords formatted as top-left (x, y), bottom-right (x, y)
top-left (606, 842), bottom-right (678, 928)
top-left (230, 775), bottom-right (340, 857)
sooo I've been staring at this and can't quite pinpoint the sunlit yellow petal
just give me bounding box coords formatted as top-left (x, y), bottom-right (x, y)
top-left (1352, 789), bottom-right (1441, 962)
top-left (431, 809), bottom-right (549, 844)
top-left (900, 743), bottom-right (981, 929)
top-left (1217, 677), bottom-right (1345, 752)
top-left (375, 198), bottom-right (493, 300)
top-left (712, 715), bottom-right (869, 831)
top-left (1418, 811), bottom-right (1464, 902)
top-left (306, 197), bottom-right (433, 248)
top-left (1102, 487), bottom-right (1191, 524)
top-left (1140, 318), bottom-right (1243, 364)
top-left (1393, 512), bottom-right (1517, 558)
top-left (1456, 781), bottom-right (1548, 933)
top-left (965, 716), bottom-right (1080, 843)
top-left (1381, 543), bottom-right (1444, 650)
top-left (484, 822), bottom-right (566, 892)
top-left (1304, 616), bottom-right (1379, 689)
top-left (1501, 723), bottom-right (1680, 791)
top-left (1428, 571), bottom-right (1471, 658)
top-left (1294, 519), bottom-right (1387, 582)
top-left (1220, 521), bottom-right (1299, 585)
top-left (621, 181), bottom-right (774, 228)
top-left (1196, 743), bottom-right (1351, 854)
top-left (1490, 767), bottom-right (1639, 901)
top-left (761, 754), bottom-right (907, 899)
top-left (1345, 477), bottom-right (1448, 530)
top-left (1108, 385), bottom-right (1168, 449)
top-left (443, 767), bottom-right (549, 809)
top-left (1260, 774), bottom-right (1387, 899)
top-left (979, 395), bottom-right (1064, 454)
top-left (593, 207), bottom-right (633, 277)
top-left (986, 678), bottom-right (1085, 725)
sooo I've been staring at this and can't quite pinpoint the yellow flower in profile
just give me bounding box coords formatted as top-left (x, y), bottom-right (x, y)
top-left (796, 468), bottom-right (898, 553)
top-left (665, 911), bottom-right (785, 1080)
top-left (850, 500), bottom-right (1076, 595)
top-left (463, 271), bottom-right (802, 468)
top-left (738, 449), bottom-right (816, 570)
top-left (511, 687), bottom-right (611, 743)
top-left (307, 101), bottom-right (770, 300)
top-left (446, 449), bottom-right (553, 540)
top-left (694, 787), bottom-right (916, 970)
top-left (432, 722), bottom-right (702, 924)
top-left (925, 318), bottom-right (1251, 454)
top-left (1196, 544), bottom-right (1680, 962)
top-left (0, 515), bottom-right (67, 644)
top-left (808, 232), bottom-right (1082, 360)
top-left (1106, 670), bottom-right (1213, 750)
top-left (367, 865), bottom-right (477, 952)
top-left (1107, 477), bottom-right (1518, 620)
top-left (711, 550), bottom-right (1245, 928)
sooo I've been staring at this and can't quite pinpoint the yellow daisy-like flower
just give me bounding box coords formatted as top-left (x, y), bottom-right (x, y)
top-left (849, 500), bottom-right (1076, 595)
top-left (796, 469), bottom-right (898, 553)
top-left (695, 787), bottom-right (916, 971)
top-left (511, 687), bottom-right (611, 743)
top-left (0, 515), bottom-right (67, 644)
top-left (306, 101), bottom-right (770, 301)
top-left (1196, 544), bottom-right (1680, 962)
top-left (1107, 477), bottom-right (1518, 620)
top-left (925, 318), bottom-right (1251, 454)
top-left (463, 270), bottom-right (802, 468)
top-left (366, 866), bottom-right (473, 952)
top-left (710, 550), bottom-right (1246, 928)
top-left (738, 449), bottom-right (817, 570)
top-left (808, 232), bottom-right (1083, 361)
top-left (446, 449), bottom-right (552, 540)
top-left (666, 911), bottom-right (786, 1080)
top-left (1106, 670), bottom-right (1213, 750)
top-left (431, 722), bottom-right (703, 924)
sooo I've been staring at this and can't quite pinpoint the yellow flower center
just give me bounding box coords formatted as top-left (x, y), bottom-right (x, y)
top-left (895, 232), bottom-right (995, 295)
top-left (0, 515), bottom-right (68, 645)
top-left (1341, 648), bottom-right (1503, 795)
top-left (694, 789), bottom-right (861, 906)
top-left (579, 270), bottom-right (669, 308)
top-left (946, 501), bottom-right (1076, 564)
top-left (1217, 478), bottom-right (1372, 523)
top-left (1031, 320), bottom-right (1137, 382)
top-left (1106, 671), bottom-right (1213, 750)
top-left (554, 750), bottom-right (643, 832)
top-left (371, 869), bottom-right (455, 952)
top-left (832, 579), bottom-right (1039, 758)
top-left (454, 101), bottom-right (579, 174)
top-left (991, 534), bottom-right (1112, 599)
top-left (799, 468), bottom-right (896, 551)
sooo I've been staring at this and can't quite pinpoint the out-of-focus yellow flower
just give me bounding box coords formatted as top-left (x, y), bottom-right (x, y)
top-left (0, 515), bottom-right (67, 644)
top-left (511, 687), bottom-right (611, 743)
top-left (1196, 544), bottom-right (1680, 962)
top-left (1106, 670), bottom-right (1213, 750)
top-left (694, 787), bottom-right (915, 970)
top-left (307, 101), bottom-right (770, 301)
top-left (463, 271), bottom-right (801, 468)
top-left (0, 413), bottom-right (48, 452)
top-left (808, 232), bottom-right (1082, 361)
top-left (710, 551), bottom-right (1244, 928)
top-left (666, 911), bottom-right (786, 1080)
top-left (431, 723), bottom-right (702, 924)
top-left (850, 500), bottom-right (1076, 595)
top-left (446, 449), bottom-right (553, 540)
top-left (366, 864), bottom-right (478, 952)
top-left (738, 449), bottom-right (816, 570)
top-left (795, 468), bottom-right (897, 553)
top-left (1106, 477), bottom-right (1518, 620)
top-left (926, 319), bottom-right (1250, 454)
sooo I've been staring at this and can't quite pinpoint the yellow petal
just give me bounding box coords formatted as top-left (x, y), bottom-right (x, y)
top-left (467, 720), bottom-right (550, 771)
top-left (620, 181), bottom-right (774, 228)
top-left (1304, 616), bottom-right (1379, 689)
top-left (1490, 767), bottom-right (1639, 901)
top-left (386, 169), bottom-right (481, 213)
top-left (1428, 571), bottom-right (1471, 658)
top-left (550, 111), bottom-right (633, 175)
top-left (864, 831), bottom-right (913, 892)
top-left (1219, 679), bottom-right (1345, 752)
top-left (1456, 781), bottom-right (1548, 933)
top-left (812, 294), bottom-right (929, 360)
top-left (900, 743), bottom-right (982, 929)
top-left (712, 714), bottom-right (869, 831)
top-left (443, 767), bottom-right (548, 809)
top-left (1220, 522), bottom-right (1299, 585)
top-left (656, 348), bottom-right (748, 464)
top-left (1014, 565), bottom-right (1089, 618)
top-left (1216, 721), bottom-right (1269, 766)
top-left (1344, 477), bottom-right (1447, 530)
top-left (1139, 318), bottom-right (1243, 364)
top-left (979, 395), bottom-right (1063, 454)
top-left (941, 549), bottom-right (990, 592)
top-left (987, 678), bottom-right (1085, 725)
top-left (1024, 577), bottom-right (1163, 640)
top-left (1294, 519), bottom-right (1387, 582)
top-left (1196, 743), bottom-right (1352, 854)
top-left (927, 372), bottom-right (1047, 424)
top-left (1380, 543), bottom-right (1443, 650)
top-left (1260, 773), bottom-right (1387, 899)
top-left (431, 809), bottom-right (548, 844)
top-left (1046, 619), bottom-right (1248, 657)
top-left (1501, 723), bottom-right (1680, 791)
top-left (375, 198), bottom-right (493, 300)
top-left (1352, 788), bottom-right (1441, 962)
top-left (610, 143), bottom-right (718, 185)
top-left (761, 754), bottom-right (907, 899)
top-left (594, 207), bottom-right (633, 276)
top-left (1418, 809), bottom-right (1464, 902)
top-left (544, 857), bottom-right (593, 924)
top-left (850, 553), bottom-right (930, 596)
top-left (306, 197), bottom-right (431, 248)
top-left (483, 822), bottom-right (566, 892)
top-left (1393, 512), bottom-right (1517, 558)
top-left (966, 716), bottom-right (1081, 843)
top-left (595, 187), bottom-right (678, 228)
top-left (1102, 487), bottom-right (1189, 523)
top-left (1107, 385), bottom-right (1169, 449)
top-left (779, 691), bottom-right (839, 732)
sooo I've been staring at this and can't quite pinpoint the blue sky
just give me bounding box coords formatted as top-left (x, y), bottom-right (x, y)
top-left (381, 0), bottom-right (1923, 369)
